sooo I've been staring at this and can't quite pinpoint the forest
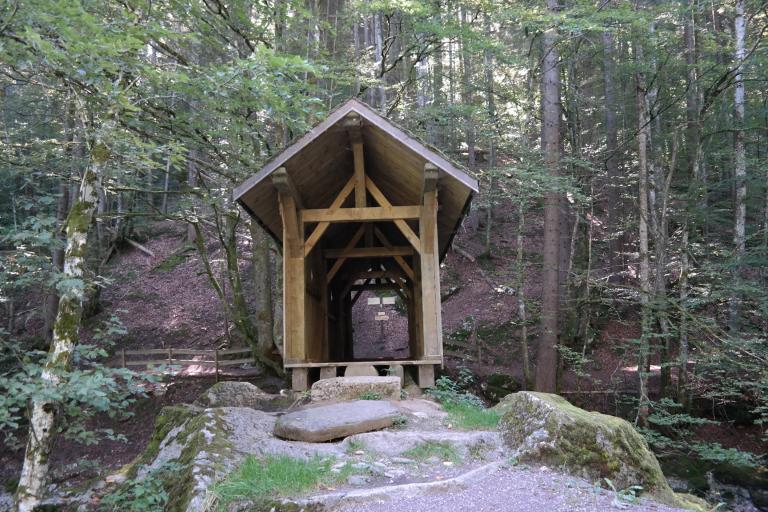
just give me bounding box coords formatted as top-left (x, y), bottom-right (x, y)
top-left (1, 0), bottom-right (767, 510)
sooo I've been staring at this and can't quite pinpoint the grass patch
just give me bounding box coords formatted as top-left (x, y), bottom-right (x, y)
top-left (212, 455), bottom-right (353, 510)
top-left (359, 391), bottom-right (383, 400)
top-left (345, 439), bottom-right (366, 454)
top-left (403, 441), bottom-right (460, 464)
top-left (443, 401), bottom-right (501, 430)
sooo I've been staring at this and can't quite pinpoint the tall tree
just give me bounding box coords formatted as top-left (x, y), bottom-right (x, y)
top-left (15, 141), bottom-right (106, 511)
top-left (635, 34), bottom-right (652, 428)
top-left (536, 0), bottom-right (562, 393)
top-left (730, 0), bottom-right (747, 332)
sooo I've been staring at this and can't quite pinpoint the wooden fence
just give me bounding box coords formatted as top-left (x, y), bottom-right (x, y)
top-left (119, 347), bottom-right (254, 382)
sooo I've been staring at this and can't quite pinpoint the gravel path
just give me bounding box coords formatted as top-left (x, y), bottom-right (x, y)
top-left (330, 464), bottom-right (688, 512)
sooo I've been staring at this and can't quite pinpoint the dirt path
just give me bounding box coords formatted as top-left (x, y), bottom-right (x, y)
top-left (330, 464), bottom-right (687, 512)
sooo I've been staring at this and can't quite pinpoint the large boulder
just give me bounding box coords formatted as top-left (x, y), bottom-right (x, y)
top-left (274, 400), bottom-right (400, 442)
top-left (498, 392), bottom-right (678, 506)
top-left (193, 381), bottom-right (291, 411)
top-left (108, 405), bottom-right (339, 512)
top-left (311, 376), bottom-right (401, 402)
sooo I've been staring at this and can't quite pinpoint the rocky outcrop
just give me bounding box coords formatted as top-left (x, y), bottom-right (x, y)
top-left (274, 400), bottom-right (400, 442)
top-left (193, 381), bottom-right (292, 411)
top-left (311, 376), bottom-right (401, 402)
top-left (498, 392), bottom-right (679, 506)
top-left (110, 405), bottom-right (337, 512)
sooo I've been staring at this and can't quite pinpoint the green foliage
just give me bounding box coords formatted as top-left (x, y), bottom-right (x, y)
top-left (0, 316), bottom-right (154, 447)
top-left (427, 373), bottom-right (483, 408)
top-left (100, 462), bottom-right (181, 512)
top-left (212, 455), bottom-right (352, 510)
top-left (443, 401), bottom-right (501, 430)
top-left (345, 439), bottom-right (366, 454)
top-left (392, 415), bottom-right (408, 428)
top-left (603, 478), bottom-right (644, 508)
top-left (403, 441), bottom-right (460, 464)
top-left (359, 391), bottom-right (383, 400)
top-left (427, 373), bottom-right (500, 429)
top-left (640, 398), bottom-right (759, 469)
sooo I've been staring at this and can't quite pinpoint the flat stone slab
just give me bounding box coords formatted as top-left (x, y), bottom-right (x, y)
top-left (274, 400), bottom-right (400, 442)
top-left (344, 365), bottom-right (379, 377)
top-left (311, 376), bottom-right (401, 402)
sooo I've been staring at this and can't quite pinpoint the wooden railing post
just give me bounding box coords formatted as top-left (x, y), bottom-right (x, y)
top-left (121, 348), bottom-right (126, 368)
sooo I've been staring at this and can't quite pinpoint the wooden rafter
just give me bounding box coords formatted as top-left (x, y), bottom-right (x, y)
top-left (303, 175), bottom-right (356, 257)
top-left (365, 176), bottom-right (421, 253)
top-left (373, 226), bottom-right (415, 280)
top-left (324, 246), bottom-right (413, 259)
top-left (300, 205), bottom-right (421, 224)
top-left (350, 278), bottom-right (371, 306)
top-left (325, 225), bottom-right (365, 284)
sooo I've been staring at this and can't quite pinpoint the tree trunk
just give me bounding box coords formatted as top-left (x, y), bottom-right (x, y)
top-left (730, 0), bottom-right (747, 332)
top-left (602, 30), bottom-right (620, 274)
top-left (679, 0), bottom-right (700, 404)
top-left (42, 176), bottom-right (70, 341)
top-left (517, 199), bottom-right (532, 390)
top-left (431, 12), bottom-right (444, 147)
top-left (635, 39), bottom-right (652, 428)
top-left (186, 149), bottom-right (198, 244)
top-left (15, 142), bottom-right (105, 511)
top-left (460, 6), bottom-right (475, 171)
top-left (250, 220), bottom-right (275, 358)
top-left (373, 13), bottom-right (385, 112)
top-left (536, 1), bottom-right (561, 393)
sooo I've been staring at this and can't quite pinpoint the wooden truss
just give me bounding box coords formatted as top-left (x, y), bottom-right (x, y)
top-left (274, 117), bottom-right (442, 390)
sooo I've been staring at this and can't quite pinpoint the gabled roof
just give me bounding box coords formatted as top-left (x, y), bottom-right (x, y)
top-left (234, 98), bottom-right (477, 259)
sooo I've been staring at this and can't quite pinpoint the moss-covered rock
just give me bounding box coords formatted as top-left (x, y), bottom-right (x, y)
top-left (112, 404), bottom-right (238, 512)
top-left (193, 381), bottom-right (293, 411)
top-left (108, 403), bottom-right (344, 512)
top-left (498, 392), bottom-right (679, 507)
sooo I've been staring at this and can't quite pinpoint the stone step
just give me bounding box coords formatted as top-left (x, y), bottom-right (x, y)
top-left (274, 400), bottom-right (400, 442)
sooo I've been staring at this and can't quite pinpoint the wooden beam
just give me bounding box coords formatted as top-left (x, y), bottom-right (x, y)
top-left (278, 193), bottom-right (305, 363)
top-left (325, 225), bottom-right (365, 284)
top-left (373, 227), bottom-right (415, 280)
top-left (284, 359), bottom-right (442, 368)
top-left (350, 283), bottom-right (402, 292)
top-left (350, 278), bottom-right (371, 306)
top-left (324, 246), bottom-right (413, 259)
top-left (272, 167), bottom-right (304, 210)
top-left (419, 163), bottom-right (442, 360)
top-left (347, 115), bottom-right (367, 209)
top-left (421, 163), bottom-right (439, 199)
top-left (300, 206), bottom-right (421, 224)
top-left (303, 176), bottom-right (356, 257)
top-left (365, 176), bottom-right (421, 253)
top-left (351, 270), bottom-right (405, 281)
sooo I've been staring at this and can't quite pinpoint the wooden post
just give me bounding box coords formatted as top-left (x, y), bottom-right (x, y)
top-left (168, 348), bottom-right (173, 376)
top-left (292, 368), bottom-right (309, 391)
top-left (214, 349), bottom-right (220, 383)
top-left (419, 164), bottom-right (442, 360)
top-left (275, 168), bottom-right (306, 364)
top-left (418, 365), bottom-right (435, 388)
top-left (121, 348), bottom-right (126, 368)
top-left (319, 366), bottom-right (336, 380)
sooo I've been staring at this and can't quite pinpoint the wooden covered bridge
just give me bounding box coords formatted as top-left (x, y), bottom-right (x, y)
top-left (234, 99), bottom-right (477, 390)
